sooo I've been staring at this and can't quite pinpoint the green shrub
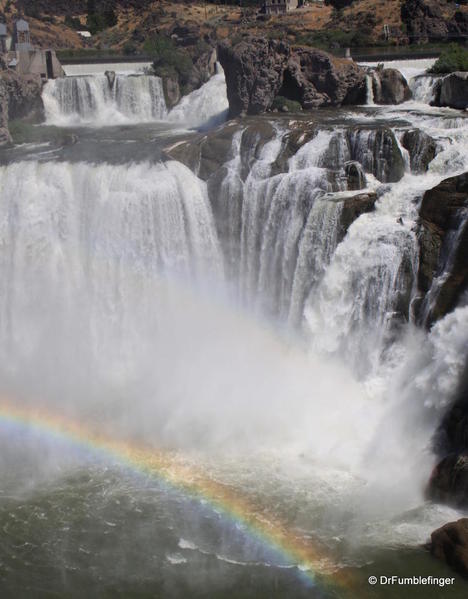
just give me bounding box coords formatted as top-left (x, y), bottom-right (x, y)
top-left (64, 15), bottom-right (83, 30)
top-left (271, 96), bottom-right (302, 112)
top-left (296, 28), bottom-right (374, 50)
top-left (144, 35), bottom-right (193, 87)
top-left (429, 44), bottom-right (468, 74)
top-left (123, 42), bottom-right (138, 56)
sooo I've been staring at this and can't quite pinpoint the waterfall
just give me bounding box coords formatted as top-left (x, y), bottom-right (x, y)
top-left (168, 65), bottom-right (229, 129)
top-left (410, 75), bottom-right (439, 104)
top-left (2, 59), bottom-right (468, 560)
top-left (365, 74), bottom-right (375, 106)
top-left (212, 129), bottom-right (349, 320)
top-left (43, 66), bottom-right (229, 129)
top-left (43, 74), bottom-right (168, 126)
top-left (0, 160), bottom-right (223, 383)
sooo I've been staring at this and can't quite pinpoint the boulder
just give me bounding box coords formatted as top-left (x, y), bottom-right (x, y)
top-left (401, 129), bottom-right (437, 173)
top-left (417, 172), bottom-right (468, 326)
top-left (218, 38), bottom-right (367, 117)
top-left (428, 518), bottom-right (468, 578)
top-left (435, 72), bottom-right (468, 110)
top-left (281, 48), bottom-right (367, 109)
top-left (105, 70), bottom-right (116, 89)
top-left (372, 67), bottom-right (412, 104)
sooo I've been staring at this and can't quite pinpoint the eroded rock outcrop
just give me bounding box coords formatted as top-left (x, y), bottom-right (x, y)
top-left (417, 172), bottom-right (468, 326)
top-left (218, 38), bottom-right (367, 117)
top-left (401, 0), bottom-right (468, 44)
top-left (218, 39), bottom-right (291, 117)
top-left (428, 518), bottom-right (468, 578)
top-left (0, 72), bottom-right (44, 145)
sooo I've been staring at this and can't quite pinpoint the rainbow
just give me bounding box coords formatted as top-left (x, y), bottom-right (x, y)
top-left (0, 398), bottom-right (359, 597)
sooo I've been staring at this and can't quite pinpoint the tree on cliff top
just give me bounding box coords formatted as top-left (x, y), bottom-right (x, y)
top-left (325, 0), bottom-right (355, 9)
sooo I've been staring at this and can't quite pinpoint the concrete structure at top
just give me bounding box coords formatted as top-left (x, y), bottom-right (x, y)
top-left (0, 23), bottom-right (7, 53)
top-left (1, 19), bottom-right (64, 79)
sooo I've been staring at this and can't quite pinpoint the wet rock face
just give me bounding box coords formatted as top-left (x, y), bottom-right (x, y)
top-left (162, 76), bottom-right (181, 109)
top-left (401, 129), bottom-right (437, 173)
top-left (371, 68), bottom-right (412, 105)
top-left (417, 172), bottom-right (468, 326)
top-left (428, 518), bottom-right (468, 578)
top-left (427, 454), bottom-right (468, 508)
top-left (347, 128), bottom-right (406, 183)
top-left (345, 161), bottom-right (367, 190)
top-left (338, 192), bottom-right (377, 238)
top-left (434, 72), bottom-right (468, 110)
top-left (218, 39), bottom-right (367, 117)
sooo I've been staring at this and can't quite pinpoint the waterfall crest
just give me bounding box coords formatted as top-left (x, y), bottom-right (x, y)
top-left (43, 74), bottom-right (168, 126)
top-left (0, 160), bottom-right (223, 380)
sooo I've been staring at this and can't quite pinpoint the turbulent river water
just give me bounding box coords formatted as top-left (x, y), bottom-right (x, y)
top-left (0, 60), bottom-right (467, 598)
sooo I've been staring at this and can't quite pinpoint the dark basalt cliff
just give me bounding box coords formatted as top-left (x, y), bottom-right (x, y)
top-left (0, 72), bottom-right (44, 145)
top-left (417, 172), bottom-right (468, 327)
top-left (401, 0), bottom-right (468, 44)
top-left (217, 39), bottom-right (367, 117)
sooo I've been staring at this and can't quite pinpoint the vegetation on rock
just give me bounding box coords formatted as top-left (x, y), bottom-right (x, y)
top-left (271, 96), bottom-right (302, 112)
top-left (429, 44), bottom-right (468, 74)
top-left (144, 34), bottom-right (194, 93)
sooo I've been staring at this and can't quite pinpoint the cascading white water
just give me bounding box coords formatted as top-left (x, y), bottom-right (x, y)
top-left (0, 160), bottom-right (222, 390)
top-left (168, 65), bottom-right (229, 129)
top-left (225, 129), bottom-right (347, 320)
top-left (2, 57), bottom-right (468, 568)
top-left (43, 66), bottom-right (229, 129)
top-left (43, 74), bottom-right (168, 125)
top-left (365, 73), bottom-right (375, 106)
top-left (410, 74), bottom-right (439, 104)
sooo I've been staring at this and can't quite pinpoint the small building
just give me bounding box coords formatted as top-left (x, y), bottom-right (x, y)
top-left (0, 23), bottom-right (7, 53)
top-left (264, 0), bottom-right (300, 15)
top-left (14, 19), bottom-right (33, 52)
